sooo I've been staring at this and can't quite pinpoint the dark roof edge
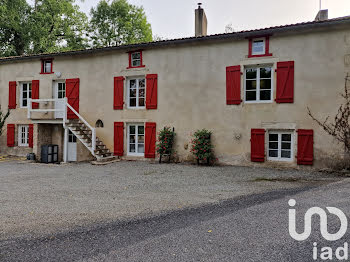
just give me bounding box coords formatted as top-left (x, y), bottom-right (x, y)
top-left (1, 16), bottom-right (350, 63)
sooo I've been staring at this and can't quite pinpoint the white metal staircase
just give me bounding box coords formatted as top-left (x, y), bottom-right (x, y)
top-left (27, 98), bottom-right (115, 162)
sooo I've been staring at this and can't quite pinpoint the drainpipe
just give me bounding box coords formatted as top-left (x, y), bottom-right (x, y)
top-left (63, 127), bottom-right (68, 163)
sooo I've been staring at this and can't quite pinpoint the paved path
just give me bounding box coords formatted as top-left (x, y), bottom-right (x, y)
top-left (1, 179), bottom-right (349, 261)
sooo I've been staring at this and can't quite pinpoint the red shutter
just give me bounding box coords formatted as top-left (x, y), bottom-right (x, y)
top-left (32, 80), bottom-right (40, 109)
top-left (251, 129), bottom-right (265, 162)
top-left (297, 129), bottom-right (314, 165)
top-left (226, 66), bottom-right (242, 105)
top-left (114, 77), bottom-right (125, 110)
top-left (276, 61), bottom-right (294, 103)
top-left (66, 78), bottom-right (80, 119)
top-left (7, 124), bottom-right (15, 147)
top-left (145, 122), bottom-right (156, 158)
top-left (114, 122), bottom-right (124, 156)
top-left (8, 81), bottom-right (16, 109)
top-left (29, 124), bottom-right (34, 148)
top-left (146, 74), bottom-right (158, 109)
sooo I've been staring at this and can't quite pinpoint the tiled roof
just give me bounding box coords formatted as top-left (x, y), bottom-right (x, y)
top-left (1, 16), bottom-right (350, 62)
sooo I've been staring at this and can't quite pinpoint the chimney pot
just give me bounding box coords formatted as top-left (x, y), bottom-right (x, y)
top-left (315, 9), bottom-right (328, 21)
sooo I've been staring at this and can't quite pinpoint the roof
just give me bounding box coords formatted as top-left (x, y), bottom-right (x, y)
top-left (1, 15), bottom-right (350, 63)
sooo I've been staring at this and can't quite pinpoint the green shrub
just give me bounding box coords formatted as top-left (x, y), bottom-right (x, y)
top-left (156, 127), bottom-right (175, 156)
top-left (190, 129), bottom-right (214, 163)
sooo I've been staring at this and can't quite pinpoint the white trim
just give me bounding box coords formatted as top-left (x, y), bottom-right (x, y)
top-left (20, 82), bottom-right (32, 108)
top-left (244, 65), bottom-right (274, 104)
top-left (252, 38), bottom-right (266, 55)
top-left (126, 123), bottom-right (145, 157)
top-left (127, 77), bottom-right (146, 109)
top-left (18, 125), bottom-right (29, 147)
top-left (267, 131), bottom-right (294, 162)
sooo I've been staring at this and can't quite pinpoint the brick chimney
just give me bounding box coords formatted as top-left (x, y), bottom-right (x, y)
top-left (195, 3), bottom-right (208, 37)
top-left (315, 9), bottom-right (328, 21)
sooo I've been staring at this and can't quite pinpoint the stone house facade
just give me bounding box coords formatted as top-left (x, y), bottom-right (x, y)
top-left (0, 7), bottom-right (349, 168)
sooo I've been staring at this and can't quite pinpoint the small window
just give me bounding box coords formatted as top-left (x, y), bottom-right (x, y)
top-left (245, 66), bottom-right (273, 103)
top-left (41, 59), bottom-right (53, 74)
top-left (128, 51), bottom-right (145, 68)
top-left (18, 125), bottom-right (29, 147)
top-left (252, 39), bottom-right (265, 55)
top-left (20, 82), bottom-right (32, 108)
top-left (128, 78), bottom-right (146, 108)
top-left (68, 130), bottom-right (77, 143)
top-left (268, 132), bottom-right (293, 161)
top-left (127, 124), bottom-right (145, 156)
top-left (57, 82), bottom-right (66, 99)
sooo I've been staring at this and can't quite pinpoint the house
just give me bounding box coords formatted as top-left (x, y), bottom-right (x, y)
top-left (0, 5), bottom-right (349, 168)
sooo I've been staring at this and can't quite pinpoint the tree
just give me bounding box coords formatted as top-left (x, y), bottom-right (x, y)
top-left (89, 0), bottom-right (153, 48)
top-left (0, 0), bottom-right (32, 56)
top-left (0, 0), bottom-right (89, 57)
top-left (30, 0), bottom-right (89, 54)
top-left (0, 107), bottom-right (10, 137)
top-left (308, 74), bottom-right (350, 153)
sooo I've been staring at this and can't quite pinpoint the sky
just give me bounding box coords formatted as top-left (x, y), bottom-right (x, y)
top-left (33, 0), bottom-right (350, 39)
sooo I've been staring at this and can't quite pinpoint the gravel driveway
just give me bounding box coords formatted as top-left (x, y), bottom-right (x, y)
top-left (0, 160), bottom-right (340, 241)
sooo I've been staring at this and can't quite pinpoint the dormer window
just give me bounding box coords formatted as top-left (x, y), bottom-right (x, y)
top-left (41, 59), bottom-right (53, 74)
top-left (128, 51), bottom-right (145, 69)
top-left (248, 36), bottom-right (272, 58)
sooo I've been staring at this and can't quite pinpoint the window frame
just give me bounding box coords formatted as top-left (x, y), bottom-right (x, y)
top-left (127, 77), bottom-right (146, 109)
top-left (41, 58), bottom-right (54, 74)
top-left (127, 123), bottom-right (145, 156)
top-left (248, 36), bottom-right (272, 58)
top-left (20, 82), bottom-right (32, 108)
top-left (18, 125), bottom-right (29, 147)
top-left (244, 65), bottom-right (274, 104)
top-left (127, 51), bottom-right (145, 69)
top-left (267, 131), bottom-right (294, 162)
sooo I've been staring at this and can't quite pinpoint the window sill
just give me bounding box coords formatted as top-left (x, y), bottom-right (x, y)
top-left (40, 72), bottom-right (54, 75)
top-left (127, 153), bottom-right (145, 157)
top-left (126, 107), bottom-right (146, 110)
top-left (267, 158), bottom-right (294, 162)
top-left (248, 53), bottom-right (273, 58)
top-left (244, 100), bottom-right (273, 104)
top-left (127, 65), bottom-right (145, 69)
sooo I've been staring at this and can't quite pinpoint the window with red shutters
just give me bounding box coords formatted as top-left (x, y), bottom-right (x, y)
top-left (276, 61), bottom-right (294, 103)
top-left (32, 80), bottom-right (40, 109)
top-left (146, 74), bottom-right (158, 109)
top-left (114, 122), bottom-right (124, 156)
top-left (145, 122), bottom-right (156, 158)
top-left (251, 129), bottom-right (265, 162)
top-left (226, 66), bottom-right (242, 105)
top-left (114, 77), bottom-right (125, 110)
top-left (8, 81), bottom-right (17, 109)
top-left (7, 124), bottom-right (15, 147)
top-left (66, 78), bottom-right (80, 119)
top-left (297, 129), bottom-right (314, 165)
top-left (29, 124), bottom-right (34, 148)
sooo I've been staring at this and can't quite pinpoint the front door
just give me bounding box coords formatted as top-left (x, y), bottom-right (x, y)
top-left (54, 81), bottom-right (66, 119)
top-left (67, 130), bottom-right (77, 162)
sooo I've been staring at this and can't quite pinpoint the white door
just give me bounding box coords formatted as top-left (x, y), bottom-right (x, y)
top-left (68, 131), bottom-right (77, 162)
top-left (54, 82), bottom-right (66, 119)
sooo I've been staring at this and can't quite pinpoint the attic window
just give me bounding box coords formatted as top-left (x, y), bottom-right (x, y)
top-left (128, 51), bottom-right (145, 69)
top-left (248, 36), bottom-right (273, 58)
top-left (41, 59), bottom-right (54, 74)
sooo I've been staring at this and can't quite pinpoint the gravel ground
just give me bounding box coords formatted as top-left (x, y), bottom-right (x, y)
top-left (0, 160), bottom-right (340, 241)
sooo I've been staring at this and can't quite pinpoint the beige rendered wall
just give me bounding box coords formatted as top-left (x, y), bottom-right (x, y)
top-left (0, 26), bottom-right (349, 168)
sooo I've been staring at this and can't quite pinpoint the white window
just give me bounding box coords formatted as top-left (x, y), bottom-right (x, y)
top-left (18, 125), bottom-right (29, 147)
top-left (252, 39), bottom-right (265, 55)
top-left (20, 82), bottom-right (32, 108)
top-left (131, 52), bottom-right (141, 67)
top-left (128, 78), bottom-right (145, 108)
top-left (57, 82), bottom-right (66, 99)
top-left (127, 124), bottom-right (145, 156)
top-left (268, 132), bottom-right (294, 161)
top-left (245, 66), bottom-right (273, 103)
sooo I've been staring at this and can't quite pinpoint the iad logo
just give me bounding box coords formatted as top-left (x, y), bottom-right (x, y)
top-left (288, 199), bottom-right (349, 260)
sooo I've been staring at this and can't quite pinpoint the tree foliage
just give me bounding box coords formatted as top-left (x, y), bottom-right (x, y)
top-left (308, 74), bottom-right (350, 153)
top-left (89, 0), bottom-right (153, 47)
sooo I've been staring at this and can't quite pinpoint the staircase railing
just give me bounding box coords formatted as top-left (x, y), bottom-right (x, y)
top-left (64, 98), bottom-right (96, 153)
top-left (28, 98), bottom-right (96, 155)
